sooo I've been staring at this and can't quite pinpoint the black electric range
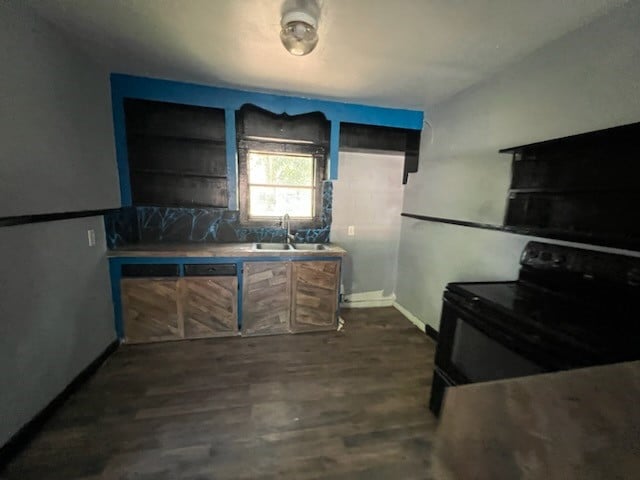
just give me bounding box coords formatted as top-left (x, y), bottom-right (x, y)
top-left (429, 241), bottom-right (640, 416)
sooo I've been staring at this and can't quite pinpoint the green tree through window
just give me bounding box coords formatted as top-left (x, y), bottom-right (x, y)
top-left (247, 152), bottom-right (315, 218)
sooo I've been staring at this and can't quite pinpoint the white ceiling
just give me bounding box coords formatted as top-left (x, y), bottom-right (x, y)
top-left (26, 0), bottom-right (625, 109)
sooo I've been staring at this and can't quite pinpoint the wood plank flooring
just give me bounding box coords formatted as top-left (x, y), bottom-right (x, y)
top-left (1, 307), bottom-right (438, 480)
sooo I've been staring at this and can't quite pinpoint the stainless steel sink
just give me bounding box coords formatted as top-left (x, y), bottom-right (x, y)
top-left (253, 243), bottom-right (294, 251)
top-left (292, 243), bottom-right (327, 251)
top-left (252, 242), bottom-right (328, 251)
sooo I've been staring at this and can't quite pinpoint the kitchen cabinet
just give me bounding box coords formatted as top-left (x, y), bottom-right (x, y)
top-left (242, 259), bottom-right (341, 336)
top-left (501, 121), bottom-right (640, 250)
top-left (339, 122), bottom-right (421, 184)
top-left (242, 261), bottom-right (292, 336)
top-left (111, 250), bottom-right (344, 343)
top-left (121, 263), bottom-right (238, 343)
top-left (180, 276), bottom-right (238, 338)
top-left (291, 260), bottom-right (340, 333)
top-left (121, 278), bottom-right (182, 344)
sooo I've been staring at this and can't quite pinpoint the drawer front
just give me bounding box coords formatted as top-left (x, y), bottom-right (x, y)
top-left (184, 263), bottom-right (237, 276)
top-left (122, 264), bottom-right (180, 277)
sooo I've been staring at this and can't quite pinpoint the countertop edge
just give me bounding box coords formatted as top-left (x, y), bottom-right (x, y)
top-left (107, 243), bottom-right (347, 258)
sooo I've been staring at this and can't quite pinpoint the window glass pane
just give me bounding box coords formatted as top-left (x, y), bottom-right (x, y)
top-left (248, 152), bottom-right (314, 186)
top-left (249, 186), bottom-right (313, 218)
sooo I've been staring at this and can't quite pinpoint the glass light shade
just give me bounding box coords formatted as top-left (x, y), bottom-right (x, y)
top-left (280, 10), bottom-right (318, 56)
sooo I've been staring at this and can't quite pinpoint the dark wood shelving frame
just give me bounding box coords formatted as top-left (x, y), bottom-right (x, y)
top-left (129, 168), bottom-right (227, 180)
top-left (127, 132), bottom-right (226, 145)
top-left (500, 121), bottom-right (640, 250)
top-left (124, 98), bottom-right (229, 209)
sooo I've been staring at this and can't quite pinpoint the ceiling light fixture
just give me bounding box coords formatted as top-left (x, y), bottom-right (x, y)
top-left (280, 7), bottom-right (319, 56)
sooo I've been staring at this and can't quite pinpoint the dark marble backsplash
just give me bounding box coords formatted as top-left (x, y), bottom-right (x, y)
top-left (105, 181), bottom-right (332, 248)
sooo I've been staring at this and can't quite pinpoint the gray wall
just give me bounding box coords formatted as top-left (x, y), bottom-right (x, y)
top-left (332, 151), bottom-right (405, 306)
top-left (0, 3), bottom-right (117, 446)
top-left (0, 1), bottom-right (119, 217)
top-left (397, 1), bottom-right (640, 330)
top-left (0, 218), bottom-right (115, 445)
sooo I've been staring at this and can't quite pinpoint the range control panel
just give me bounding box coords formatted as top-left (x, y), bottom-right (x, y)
top-left (520, 241), bottom-right (640, 286)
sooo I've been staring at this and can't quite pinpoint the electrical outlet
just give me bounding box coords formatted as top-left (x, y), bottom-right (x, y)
top-left (348, 225), bottom-right (355, 236)
top-left (87, 229), bottom-right (96, 247)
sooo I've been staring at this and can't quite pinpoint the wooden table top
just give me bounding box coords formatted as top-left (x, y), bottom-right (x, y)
top-left (430, 360), bottom-right (640, 479)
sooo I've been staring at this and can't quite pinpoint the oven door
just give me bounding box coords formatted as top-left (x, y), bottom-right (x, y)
top-left (430, 294), bottom-right (545, 415)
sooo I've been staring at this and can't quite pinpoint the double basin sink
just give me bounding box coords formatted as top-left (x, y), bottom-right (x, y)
top-left (253, 242), bottom-right (327, 251)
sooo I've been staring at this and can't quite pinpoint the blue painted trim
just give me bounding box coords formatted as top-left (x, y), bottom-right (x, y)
top-left (110, 85), bottom-right (132, 206)
top-left (108, 260), bottom-right (124, 339)
top-left (329, 122), bottom-right (340, 180)
top-left (224, 109), bottom-right (238, 210)
top-left (111, 74), bottom-right (423, 128)
top-left (110, 74), bottom-right (424, 202)
top-left (237, 264), bottom-right (243, 329)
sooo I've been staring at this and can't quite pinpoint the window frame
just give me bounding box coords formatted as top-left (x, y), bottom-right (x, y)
top-left (238, 139), bottom-right (326, 228)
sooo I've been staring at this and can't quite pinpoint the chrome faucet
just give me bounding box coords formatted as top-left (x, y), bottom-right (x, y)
top-left (282, 213), bottom-right (295, 244)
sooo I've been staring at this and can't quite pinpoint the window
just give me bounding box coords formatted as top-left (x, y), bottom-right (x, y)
top-left (236, 105), bottom-right (329, 226)
top-left (247, 152), bottom-right (315, 218)
top-left (238, 142), bottom-right (325, 225)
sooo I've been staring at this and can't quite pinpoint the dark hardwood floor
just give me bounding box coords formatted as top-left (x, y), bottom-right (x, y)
top-left (2, 307), bottom-right (437, 480)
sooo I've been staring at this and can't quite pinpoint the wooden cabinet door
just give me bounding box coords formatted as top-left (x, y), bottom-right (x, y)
top-left (291, 260), bottom-right (340, 333)
top-left (121, 278), bottom-right (182, 343)
top-left (242, 262), bottom-right (291, 336)
top-left (181, 277), bottom-right (238, 338)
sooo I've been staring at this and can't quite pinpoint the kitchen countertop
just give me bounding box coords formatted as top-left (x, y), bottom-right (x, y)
top-left (107, 243), bottom-right (347, 258)
top-left (429, 360), bottom-right (640, 479)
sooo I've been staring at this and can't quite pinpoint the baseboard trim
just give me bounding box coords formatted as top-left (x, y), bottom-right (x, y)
top-left (393, 302), bottom-right (439, 342)
top-left (340, 291), bottom-right (396, 309)
top-left (0, 340), bottom-right (119, 470)
top-left (424, 323), bottom-right (439, 342)
top-left (341, 299), bottom-right (396, 308)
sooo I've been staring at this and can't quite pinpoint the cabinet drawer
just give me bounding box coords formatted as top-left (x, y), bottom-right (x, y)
top-left (122, 264), bottom-right (180, 277)
top-left (184, 263), bottom-right (237, 276)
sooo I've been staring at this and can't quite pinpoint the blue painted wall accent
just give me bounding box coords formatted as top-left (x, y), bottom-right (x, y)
top-left (329, 122), bottom-right (341, 180)
top-left (110, 73), bottom-right (423, 206)
top-left (105, 181), bottom-right (333, 248)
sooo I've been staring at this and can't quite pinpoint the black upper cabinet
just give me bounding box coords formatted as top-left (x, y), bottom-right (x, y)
top-left (124, 98), bottom-right (228, 208)
top-left (127, 137), bottom-right (227, 178)
top-left (502, 122), bottom-right (640, 249)
top-left (125, 99), bottom-right (226, 141)
top-left (339, 122), bottom-right (421, 184)
top-left (403, 130), bottom-right (421, 185)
